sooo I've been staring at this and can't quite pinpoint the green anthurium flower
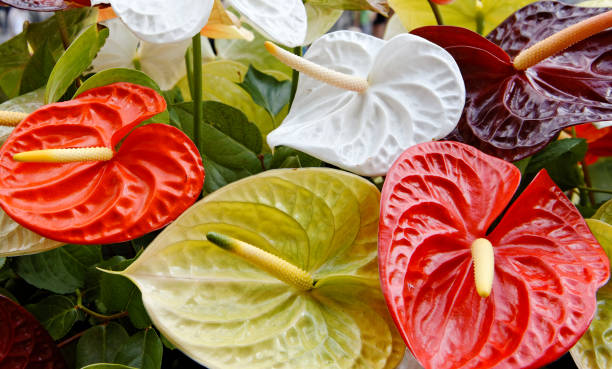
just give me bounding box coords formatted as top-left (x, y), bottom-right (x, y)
top-left (109, 168), bottom-right (404, 369)
top-left (570, 199), bottom-right (612, 369)
top-left (389, 0), bottom-right (535, 34)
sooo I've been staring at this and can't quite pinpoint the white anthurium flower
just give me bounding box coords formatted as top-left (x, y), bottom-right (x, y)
top-left (594, 121), bottom-right (612, 129)
top-left (265, 31), bottom-right (466, 176)
top-left (92, 19), bottom-right (215, 90)
top-left (227, 0), bottom-right (307, 47)
top-left (91, 0), bottom-right (213, 43)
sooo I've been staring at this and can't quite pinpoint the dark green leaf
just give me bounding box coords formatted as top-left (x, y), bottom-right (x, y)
top-left (45, 25), bottom-right (109, 103)
top-left (26, 7), bottom-right (98, 59)
top-left (0, 33), bottom-right (30, 99)
top-left (26, 295), bottom-right (83, 340)
top-left (159, 334), bottom-right (176, 351)
top-left (513, 157), bottom-right (531, 176)
top-left (266, 146), bottom-right (322, 169)
top-left (524, 138), bottom-right (587, 190)
top-left (115, 329), bottom-right (163, 369)
top-left (19, 38), bottom-right (56, 95)
top-left (99, 259), bottom-right (151, 329)
top-left (169, 102), bottom-right (262, 192)
top-left (202, 101), bottom-right (263, 153)
top-left (76, 322), bottom-right (130, 368)
top-left (73, 68), bottom-right (162, 98)
top-left (238, 65), bottom-right (291, 116)
top-left (589, 158), bottom-right (612, 205)
top-left (0, 287), bottom-right (18, 303)
top-left (14, 244), bottom-right (102, 294)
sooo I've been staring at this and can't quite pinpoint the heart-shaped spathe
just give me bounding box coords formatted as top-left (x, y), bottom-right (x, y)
top-left (0, 82), bottom-right (204, 245)
top-left (266, 31), bottom-right (465, 176)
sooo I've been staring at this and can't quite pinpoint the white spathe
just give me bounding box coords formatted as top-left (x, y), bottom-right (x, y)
top-left (92, 19), bottom-right (215, 90)
top-left (227, 0), bottom-right (307, 47)
top-left (266, 31), bottom-right (466, 176)
top-left (91, 0), bottom-right (213, 43)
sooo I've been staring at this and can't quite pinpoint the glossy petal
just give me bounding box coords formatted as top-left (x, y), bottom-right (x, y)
top-left (0, 0), bottom-right (66, 10)
top-left (0, 295), bottom-right (67, 369)
top-left (379, 141), bottom-right (609, 369)
top-left (227, 0), bottom-right (307, 47)
top-left (91, 0), bottom-right (213, 43)
top-left (0, 83), bottom-right (204, 244)
top-left (413, 1), bottom-right (612, 161)
top-left (121, 168), bottom-right (403, 369)
top-left (267, 31), bottom-right (465, 176)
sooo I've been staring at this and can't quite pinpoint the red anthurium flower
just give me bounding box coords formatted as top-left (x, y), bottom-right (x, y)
top-left (0, 295), bottom-right (67, 369)
top-left (412, 1), bottom-right (612, 162)
top-left (379, 141), bottom-right (609, 369)
top-left (574, 123), bottom-right (612, 165)
top-left (0, 82), bottom-right (204, 244)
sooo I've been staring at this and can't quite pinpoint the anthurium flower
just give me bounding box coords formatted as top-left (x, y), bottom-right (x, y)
top-left (0, 82), bottom-right (204, 245)
top-left (90, 0), bottom-right (213, 43)
top-left (226, 0), bottom-right (307, 47)
top-left (378, 141), bottom-right (610, 369)
top-left (200, 0), bottom-right (253, 41)
top-left (0, 295), bottom-right (68, 368)
top-left (412, 1), bottom-right (612, 161)
top-left (266, 31), bottom-right (465, 176)
top-left (92, 18), bottom-right (197, 90)
top-left (110, 168), bottom-right (405, 369)
top-left (574, 123), bottom-right (612, 165)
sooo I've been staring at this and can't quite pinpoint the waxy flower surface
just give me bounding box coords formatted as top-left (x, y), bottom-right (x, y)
top-left (379, 141), bottom-right (609, 369)
top-left (0, 82), bottom-right (204, 244)
top-left (267, 31), bottom-right (465, 176)
top-left (412, 1), bottom-right (612, 161)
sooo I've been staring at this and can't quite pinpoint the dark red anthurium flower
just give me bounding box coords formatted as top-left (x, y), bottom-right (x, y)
top-left (0, 82), bottom-right (204, 245)
top-left (573, 123), bottom-right (612, 165)
top-left (0, 295), bottom-right (67, 369)
top-left (379, 141), bottom-right (609, 369)
top-left (412, 1), bottom-right (612, 162)
top-left (0, 0), bottom-right (89, 10)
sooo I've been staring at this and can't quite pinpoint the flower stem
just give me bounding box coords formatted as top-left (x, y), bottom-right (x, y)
top-left (428, 0), bottom-right (444, 26)
top-left (475, 0), bottom-right (484, 35)
top-left (513, 10), bottom-right (612, 70)
top-left (76, 289), bottom-right (128, 320)
top-left (55, 11), bottom-right (70, 50)
top-left (581, 162), bottom-right (597, 207)
top-left (206, 232), bottom-right (315, 291)
top-left (289, 46), bottom-right (302, 109)
top-left (192, 34), bottom-right (203, 150)
top-left (579, 186), bottom-right (612, 195)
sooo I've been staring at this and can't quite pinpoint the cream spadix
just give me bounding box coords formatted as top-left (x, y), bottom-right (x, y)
top-left (0, 111), bottom-right (28, 127)
top-left (266, 31), bottom-right (466, 176)
top-left (13, 147), bottom-right (114, 163)
top-left (470, 238), bottom-right (494, 298)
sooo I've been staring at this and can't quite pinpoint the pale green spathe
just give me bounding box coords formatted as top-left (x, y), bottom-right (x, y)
top-left (119, 168), bottom-right (404, 369)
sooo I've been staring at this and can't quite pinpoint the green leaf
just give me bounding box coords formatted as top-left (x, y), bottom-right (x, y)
top-left (202, 101), bottom-right (263, 153)
top-left (169, 102), bottom-right (262, 193)
top-left (389, 0), bottom-right (535, 34)
top-left (177, 60), bottom-right (280, 139)
top-left (76, 322), bottom-right (130, 368)
top-left (19, 39), bottom-right (56, 95)
top-left (524, 138), bottom-right (587, 190)
top-left (26, 7), bottom-right (98, 59)
top-left (45, 25), bottom-right (109, 103)
top-left (74, 68), bottom-right (162, 97)
top-left (14, 244), bottom-right (102, 294)
top-left (0, 33), bottom-right (30, 99)
top-left (304, 3), bottom-right (344, 45)
top-left (266, 146), bottom-right (322, 169)
top-left (81, 365), bottom-right (137, 369)
top-left (119, 168), bottom-right (404, 368)
top-left (238, 65), bottom-right (292, 117)
top-left (115, 329), bottom-right (163, 369)
top-left (589, 158), bottom-right (612, 205)
top-left (26, 295), bottom-right (83, 340)
top-left (570, 218), bottom-right (612, 369)
top-left (99, 258), bottom-right (151, 329)
top-left (594, 199), bottom-right (612, 224)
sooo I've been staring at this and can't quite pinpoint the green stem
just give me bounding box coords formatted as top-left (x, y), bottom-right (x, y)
top-left (581, 162), bottom-right (597, 207)
top-left (192, 34), bottom-right (203, 150)
top-left (579, 186), bottom-right (612, 195)
top-left (475, 0), bottom-right (484, 35)
top-left (55, 11), bottom-right (70, 50)
top-left (428, 0), bottom-right (444, 25)
top-left (289, 46), bottom-right (302, 109)
top-left (76, 289), bottom-right (128, 321)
